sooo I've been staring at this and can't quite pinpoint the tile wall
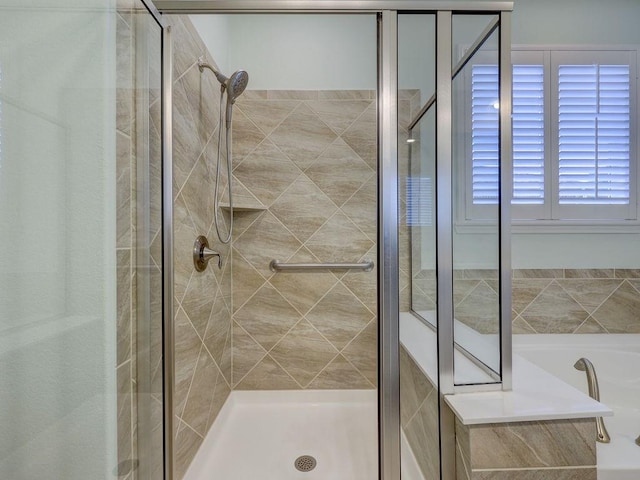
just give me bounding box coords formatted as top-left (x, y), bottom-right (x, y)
top-left (115, 4), bottom-right (138, 478)
top-left (168, 15), bottom-right (232, 479)
top-left (456, 417), bottom-right (597, 480)
top-left (230, 90), bottom-right (379, 390)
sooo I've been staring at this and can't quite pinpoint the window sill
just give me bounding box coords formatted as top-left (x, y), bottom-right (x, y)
top-left (455, 219), bottom-right (640, 234)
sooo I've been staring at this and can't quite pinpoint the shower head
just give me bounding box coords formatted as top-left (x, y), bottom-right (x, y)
top-left (227, 70), bottom-right (249, 103)
top-left (198, 60), bottom-right (249, 128)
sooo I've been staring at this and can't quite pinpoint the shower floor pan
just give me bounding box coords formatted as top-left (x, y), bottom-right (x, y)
top-left (183, 389), bottom-right (420, 480)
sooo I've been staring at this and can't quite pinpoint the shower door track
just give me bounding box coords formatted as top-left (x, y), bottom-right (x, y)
top-left (152, 2), bottom-right (514, 480)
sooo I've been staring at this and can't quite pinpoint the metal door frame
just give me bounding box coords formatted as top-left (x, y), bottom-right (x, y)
top-left (150, 2), bottom-right (513, 479)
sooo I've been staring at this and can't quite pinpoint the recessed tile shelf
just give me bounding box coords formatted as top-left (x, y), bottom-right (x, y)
top-left (219, 203), bottom-right (267, 213)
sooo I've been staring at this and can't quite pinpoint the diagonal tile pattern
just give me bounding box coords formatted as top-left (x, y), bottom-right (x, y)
top-left (230, 90), bottom-right (379, 390)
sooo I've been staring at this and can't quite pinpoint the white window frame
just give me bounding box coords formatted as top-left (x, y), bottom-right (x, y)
top-left (457, 45), bottom-right (640, 233)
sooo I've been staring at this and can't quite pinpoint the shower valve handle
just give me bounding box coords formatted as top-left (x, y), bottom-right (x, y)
top-left (193, 235), bottom-right (222, 272)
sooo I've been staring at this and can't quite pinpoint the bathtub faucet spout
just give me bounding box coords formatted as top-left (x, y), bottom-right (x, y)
top-left (574, 357), bottom-right (611, 444)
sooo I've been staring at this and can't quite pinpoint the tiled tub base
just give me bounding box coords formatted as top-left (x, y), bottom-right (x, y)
top-left (455, 417), bottom-right (597, 480)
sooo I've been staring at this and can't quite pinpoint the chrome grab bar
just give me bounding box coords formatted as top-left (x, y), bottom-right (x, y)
top-left (269, 259), bottom-right (374, 273)
top-left (574, 357), bottom-right (611, 444)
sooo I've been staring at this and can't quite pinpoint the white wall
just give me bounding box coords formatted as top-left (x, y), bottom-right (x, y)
top-left (189, 14), bottom-right (229, 72)
top-left (0, 2), bottom-right (116, 477)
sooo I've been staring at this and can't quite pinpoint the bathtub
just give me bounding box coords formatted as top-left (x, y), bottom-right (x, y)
top-left (514, 335), bottom-right (640, 480)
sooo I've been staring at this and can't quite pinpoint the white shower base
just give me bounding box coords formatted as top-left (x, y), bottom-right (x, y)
top-left (183, 389), bottom-right (424, 480)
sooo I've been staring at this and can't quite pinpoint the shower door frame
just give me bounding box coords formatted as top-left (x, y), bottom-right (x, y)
top-left (153, 2), bottom-right (513, 480)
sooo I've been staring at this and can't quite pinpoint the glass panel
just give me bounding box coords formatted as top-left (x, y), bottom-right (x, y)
top-left (0, 2), bottom-right (118, 477)
top-left (398, 13), bottom-right (441, 480)
top-left (170, 13), bottom-right (379, 478)
top-left (0, 1), bottom-right (164, 478)
top-left (452, 15), bottom-right (501, 383)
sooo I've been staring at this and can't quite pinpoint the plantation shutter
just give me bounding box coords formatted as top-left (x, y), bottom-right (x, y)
top-left (471, 64), bottom-right (546, 205)
top-left (557, 64), bottom-right (631, 205)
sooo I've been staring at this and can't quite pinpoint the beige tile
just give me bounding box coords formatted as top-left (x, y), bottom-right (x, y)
top-left (269, 247), bottom-right (340, 315)
top-left (181, 348), bottom-right (219, 437)
top-left (454, 282), bottom-right (500, 334)
top-left (512, 279), bottom-right (552, 314)
top-left (173, 194), bottom-right (198, 302)
top-left (267, 90), bottom-right (318, 100)
top-left (453, 279), bottom-right (481, 306)
top-left (404, 391), bottom-right (440, 480)
top-left (236, 100), bottom-right (299, 136)
top-left (116, 14), bottom-right (133, 137)
top-left (234, 211), bottom-right (303, 278)
top-left (235, 354), bottom-right (300, 390)
top-left (342, 319), bottom-right (377, 386)
top-left (469, 419), bottom-right (596, 469)
top-left (270, 319), bottom-right (339, 386)
top-left (204, 292), bottom-right (231, 370)
top-left (341, 249), bottom-right (377, 314)
top-left (117, 362), bottom-right (133, 471)
top-left (234, 284), bottom-right (301, 350)
top-left (271, 174), bottom-right (338, 243)
top-left (341, 134), bottom-right (377, 170)
top-left (306, 99), bottom-right (372, 135)
top-left (306, 212), bottom-right (374, 265)
top-left (207, 368), bottom-right (231, 430)
top-left (169, 16), bottom-right (203, 79)
top-left (565, 269), bottom-right (614, 279)
top-left (174, 421), bottom-right (204, 480)
top-left (269, 105), bottom-right (338, 170)
top-left (174, 308), bottom-right (202, 417)
top-left (242, 90), bottom-right (268, 100)
top-left (340, 175), bottom-right (377, 241)
top-left (455, 418), bottom-right (472, 480)
top-left (230, 107), bottom-right (267, 164)
top-left (117, 250), bottom-right (132, 366)
top-left (521, 281), bottom-right (589, 334)
top-left (181, 266), bottom-right (217, 339)
top-left (342, 102), bottom-right (376, 140)
top-left (179, 61), bottom-right (220, 147)
top-left (116, 131), bottom-right (132, 248)
top-left (308, 354), bottom-right (373, 389)
top-left (592, 280), bottom-right (640, 333)
top-left (173, 78), bottom-right (205, 192)
top-left (512, 316), bottom-right (537, 334)
top-left (614, 269), bottom-right (640, 278)
top-left (472, 468), bottom-right (597, 480)
top-left (180, 152), bottom-right (215, 237)
top-left (232, 248), bottom-right (266, 312)
top-left (513, 269), bottom-right (564, 279)
top-left (231, 176), bottom-right (266, 210)
top-left (574, 317), bottom-right (608, 334)
top-left (306, 283), bottom-right (374, 350)
top-left (556, 279), bottom-right (621, 314)
top-left (233, 139), bottom-right (302, 207)
top-left (400, 347), bottom-right (434, 427)
top-left (317, 90), bottom-right (373, 100)
top-left (232, 322), bottom-right (268, 386)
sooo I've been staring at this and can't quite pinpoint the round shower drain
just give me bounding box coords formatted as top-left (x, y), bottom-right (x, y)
top-left (294, 455), bottom-right (317, 472)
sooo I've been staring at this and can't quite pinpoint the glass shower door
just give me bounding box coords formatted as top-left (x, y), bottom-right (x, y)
top-left (0, 1), bottom-right (165, 478)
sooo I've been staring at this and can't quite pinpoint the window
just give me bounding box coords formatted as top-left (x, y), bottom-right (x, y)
top-left (466, 47), bottom-right (638, 225)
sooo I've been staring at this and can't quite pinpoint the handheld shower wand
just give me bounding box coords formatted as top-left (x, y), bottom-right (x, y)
top-left (198, 59), bottom-right (249, 244)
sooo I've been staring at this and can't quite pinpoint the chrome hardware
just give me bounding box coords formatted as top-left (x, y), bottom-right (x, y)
top-left (269, 259), bottom-right (374, 273)
top-left (193, 235), bottom-right (222, 272)
top-left (574, 357), bottom-right (611, 444)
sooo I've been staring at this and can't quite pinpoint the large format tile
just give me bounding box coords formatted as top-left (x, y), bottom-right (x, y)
top-left (233, 211), bottom-right (302, 278)
top-left (306, 282), bottom-right (374, 350)
top-left (306, 138), bottom-right (374, 207)
top-left (269, 247), bottom-right (339, 315)
top-left (305, 99), bottom-right (371, 135)
top-left (305, 212), bottom-right (374, 264)
top-left (230, 107), bottom-right (266, 164)
top-left (472, 468), bottom-right (597, 480)
top-left (181, 348), bottom-right (219, 437)
top-left (232, 321), bottom-right (268, 386)
top-left (307, 354), bottom-right (372, 389)
top-left (233, 139), bottom-right (301, 207)
top-left (236, 99), bottom-right (299, 136)
top-left (341, 175), bottom-right (377, 241)
top-left (233, 284), bottom-right (300, 350)
top-left (117, 249), bottom-right (132, 367)
top-left (342, 319), bottom-right (377, 386)
top-left (404, 390), bottom-right (440, 480)
top-left (234, 355), bottom-right (299, 390)
top-left (231, 248), bottom-right (266, 312)
top-left (270, 174), bottom-right (338, 243)
top-left (592, 280), bottom-right (640, 333)
top-left (520, 281), bottom-right (589, 334)
top-left (174, 308), bottom-right (203, 417)
top-left (556, 279), bottom-right (620, 314)
top-left (469, 419), bottom-right (596, 469)
top-left (400, 346), bottom-right (434, 427)
top-left (270, 319), bottom-right (339, 386)
top-left (174, 421), bottom-right (204, 480)
top-left (269, 104), bottom-right (338, 170)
